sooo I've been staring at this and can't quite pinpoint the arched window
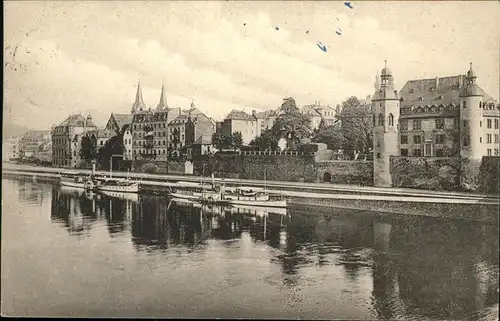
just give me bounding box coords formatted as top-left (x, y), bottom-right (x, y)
top-left (378, 113), bottom-right (385, 127)
top-left (388, 113), bottom-right (394, 126)
top-left (479, 102), bottom-right (482, 108)
top-left (463, 101), bottom-right (467, 109)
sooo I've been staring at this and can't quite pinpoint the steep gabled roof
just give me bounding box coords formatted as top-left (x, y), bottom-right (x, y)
top-left (58, 114), bottom-right (86, 127)
top-left (113, 114), bottom-right (133, 130)
top-left (225, 109), bottom-right (255, 121)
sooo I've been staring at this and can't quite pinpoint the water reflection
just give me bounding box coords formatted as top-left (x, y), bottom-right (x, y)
top-left (6, 179), bottom-right (499, 319)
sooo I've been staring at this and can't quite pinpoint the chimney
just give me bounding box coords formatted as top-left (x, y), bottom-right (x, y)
top-left (435, 77), bottom-right (440, 89)
top-left (252, 110), bottom-right (256, 117)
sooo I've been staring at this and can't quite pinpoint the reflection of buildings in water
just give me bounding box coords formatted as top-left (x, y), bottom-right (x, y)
top-left (131, 195), bottom-right (171, 250)
top-left (96, 195), bottom-right (135, 236)
top-left (50, 187), bottom-right (97, 235)
top-left (372, 217), bottom-right (499, 320)
top-left (16, 179), bottom-right (50, 204)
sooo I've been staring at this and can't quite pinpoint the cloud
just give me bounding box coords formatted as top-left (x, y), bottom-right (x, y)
top-left (4, 1), bottom-right (499, 130)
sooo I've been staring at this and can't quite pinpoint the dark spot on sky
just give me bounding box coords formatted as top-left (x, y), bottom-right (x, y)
top-left (306, 30), bottom-right (309, 34)
top-left (243, 23), bottom-right (246, 26)
top-left (275, 26), bottom-right (279, 31)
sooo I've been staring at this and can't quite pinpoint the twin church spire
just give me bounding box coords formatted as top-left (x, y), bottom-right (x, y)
top-left (131, 80), bottom-right (169, 114)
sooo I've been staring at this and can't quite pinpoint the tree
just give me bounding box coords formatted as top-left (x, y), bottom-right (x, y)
top-left (312, 123), bottom-right (344, 150)
top-left (97, 134), bottom-right (125, 170)
top-left (338, 96), bottom-right (373, 157)
top-left (271, 97), bottom-right (311, 149)
top-left (250, 129), bottom-right (280, 150)
top-left (232, 131), bottom-right (243, 149)
top-left (212, 131), bottom-right (234, 150)
top-left (80, 135), bottom-right (97, 160)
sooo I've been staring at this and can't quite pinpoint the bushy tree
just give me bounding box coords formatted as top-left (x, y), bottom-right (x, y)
top-left (312, 122), bottom-right (344, 150)
top-left (212, 131), bottom-right (233, 150)
top-left (250, 129), bottom-right (280, 150)
top-left (271, 97), bottom-right (311, 149)
top-left (232, 131), bottom-right (243, 149)
top-left (97, 134), bottom-right (125, 171)
top-left (338, 97), bottom-right (372, 157)
top-left (80, 135), bottom-right (97, 160)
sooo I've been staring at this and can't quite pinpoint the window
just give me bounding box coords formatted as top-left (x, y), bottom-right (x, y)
top-left (435, 134), bottom-right (445, 144)
top-left (401, 149), bottom-right (408, 156)
top-left (454, 118), bottom-right (460, 129)
top-left (435, 150), bottom-right (443, 157)
top-left (413, 119), bottom-right (422, 130)
top-left (414, 149), bottom-right (422, 157)
top-left (463, 135), bottom-right (470, 147)
top-left (480, 137), bottom-right (483, 143)
top-left (487, 134), bottom-right (492, 143)
top-left (435, 119), bottom-right (444, 129)
top-left (487, 119), bottom-right (492, 128)
top-left (400, 120), bottom-right (408, 130)
top-left (401, 135), bottom-right (408, 144)
top-left (495, 149), bottom-right (499, 156)
top-left (487, 149), bottom-right (492, 156)
top-left (495, 119), bottom-right (499, 129)
top-left (463, 101), bottom-right (467, 109)
top-left (413, 135), bottom-right (421, 144)
top-left (495, 134), bottom-right (499, 143)
top-left (376, 153), bottom-right (381, 159)
top-left (388, 113), bottom-right (394, 126)
top-left (378, 113), bottom-right (384, 126)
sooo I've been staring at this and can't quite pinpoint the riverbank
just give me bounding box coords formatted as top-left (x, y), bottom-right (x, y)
top-left (3, 166), bottom-right (499, 223)
top-left (3, 163), bottom-right (499, 200)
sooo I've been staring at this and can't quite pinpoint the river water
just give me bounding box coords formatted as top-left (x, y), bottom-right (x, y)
top-left (1, 178), bottom-right (498, 319)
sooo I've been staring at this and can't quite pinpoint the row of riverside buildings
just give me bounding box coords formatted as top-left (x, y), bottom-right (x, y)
top-left (46, 82), bottom-right (341, 168)
top-left (3, 63), bottom-right (497, 173)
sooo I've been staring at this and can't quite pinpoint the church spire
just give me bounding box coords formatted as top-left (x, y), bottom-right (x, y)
top-left (131, 80), bottom-right (146, 114)
top-left (157, 81), bottom-right (168, 110)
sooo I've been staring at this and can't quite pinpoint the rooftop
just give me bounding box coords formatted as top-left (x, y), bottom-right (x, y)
top-left (193, 135), bottom-right (212, 145)
top-left (399, 75), bottom-right (496, 108)
top-left (225, 109), bottom-right (255, 121)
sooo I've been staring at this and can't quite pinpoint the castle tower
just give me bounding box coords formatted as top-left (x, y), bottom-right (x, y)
top-left (459, 63), bottom-right (484, 160)
top-left (131, 80), bottom-right (146, 114)
top-left (372, 61), bottom-right (400, 187)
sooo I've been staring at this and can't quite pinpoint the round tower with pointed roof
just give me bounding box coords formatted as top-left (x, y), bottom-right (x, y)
top-left (459, 62), bottom-right (485, 160)
top-left (372, 61), bottom-right (400, 187)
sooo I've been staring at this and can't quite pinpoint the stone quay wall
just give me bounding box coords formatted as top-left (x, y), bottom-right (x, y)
top-left (390, 156), bottom-right (499, 193)
top-left (193, 154), bottom-right (374, 185)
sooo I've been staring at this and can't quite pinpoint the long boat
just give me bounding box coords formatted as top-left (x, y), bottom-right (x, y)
top-left (215, 186), bottom-right (287, 208)
top-left (96, 178), bottom-right (139, 193)
top-left (168, 181), bottom-right (220, 201)
top-left (170, 182), bottom-right (287, 208)
top-left (59, 174), bottom-right (95, 190)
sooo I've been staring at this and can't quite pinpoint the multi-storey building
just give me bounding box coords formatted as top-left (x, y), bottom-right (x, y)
top-left (51, 114), bottom-right (97, 168)
top-left (252, 109), bottom-right (280, 137)
top-left (131, 82), bottom-right (181, 161)
top-left (220, 110), bottom-right (257, 145)
top-left (301, 102), bottom-right (337, 130)
top-left (19, 130), bottom-right (51, 158)
top-left (167, 103), bottom-right (215, 157)
top-left (372, 62), bottom-right (500, 187)
top-left (398, 65), bottom-right (499, 158)
top-left (122, 124), bottom-right (133, 161)
top-left (3, 137), bottom-right (20, 161)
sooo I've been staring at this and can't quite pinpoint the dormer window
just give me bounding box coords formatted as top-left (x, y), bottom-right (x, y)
top-left (438, 95), bottom-right (443, 100)
top-left (418, 97), bottom-right (423, 101)
top-left (429, 87), bottom-right (434, 91)
top-left (410, 89), bottom-right (415, 93)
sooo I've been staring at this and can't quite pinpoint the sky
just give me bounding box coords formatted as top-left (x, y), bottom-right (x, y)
top-left (4, 1), bottom-right (500, 130)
